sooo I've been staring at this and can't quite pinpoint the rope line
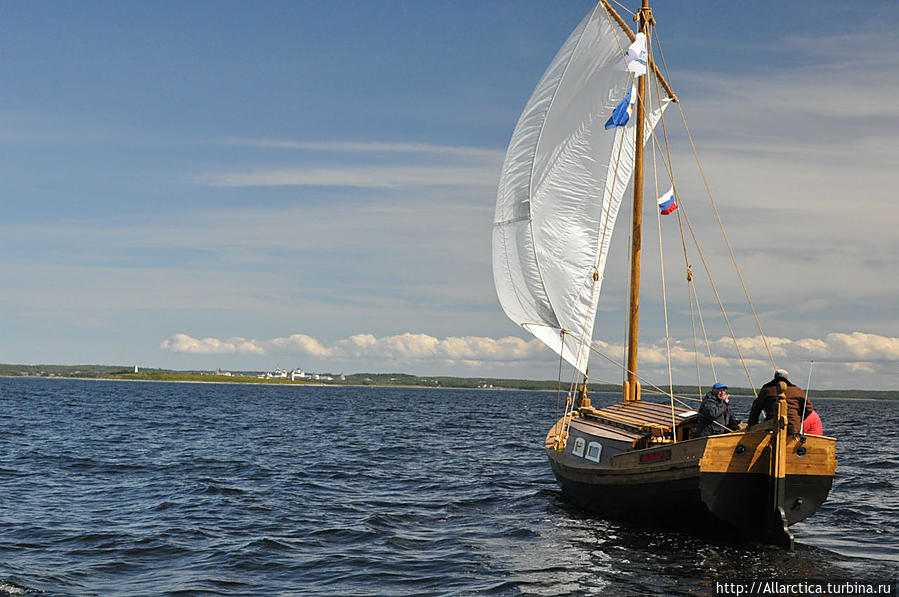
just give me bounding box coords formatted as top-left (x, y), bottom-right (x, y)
top-left (585, 341), bottom-right (700, 405)
top-left (691, 274), bottom-right (718, 382)
top-left (609, 0), bottom-right (636, 18)
top-left (640, 35), bottom-right (757, 395)
top-left (687, 269), bottom-right (702, 390)
top-left (548, 8), bottom-right (776, 447)
top-left (676, 200), bottom-right (758, 395)
top-left (652, 27), bottom-right (775, 372)
top-left (645, 54), bottom-right (679, 439)
top-left (645, 40), bottom-right (679, 437)
top-left (650, 59), bottom-right (714, 394)
top-left (552, 5), bottom-right (644, 409)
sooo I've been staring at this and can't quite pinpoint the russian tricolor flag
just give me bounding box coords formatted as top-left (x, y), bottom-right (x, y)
top-left (604, 85), bottom-right (637, 130)
top-left (657, 187), bottom-right (678, 215)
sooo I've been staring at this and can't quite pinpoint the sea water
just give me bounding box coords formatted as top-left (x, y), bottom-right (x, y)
top-left (0, 378), bottom-right (895, 596)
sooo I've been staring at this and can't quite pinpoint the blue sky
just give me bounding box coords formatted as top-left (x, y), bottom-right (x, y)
top-left (2, 1), bottom-right (898, 390)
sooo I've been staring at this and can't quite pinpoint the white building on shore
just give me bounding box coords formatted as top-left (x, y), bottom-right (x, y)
top-left (256, 367), bottom-right (343, 382)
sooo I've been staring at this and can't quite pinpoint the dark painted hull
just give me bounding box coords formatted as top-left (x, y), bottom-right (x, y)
top-left (545, 405), bottom-right (837, 546)
top-left (548, 457), bottom-right (834, 539)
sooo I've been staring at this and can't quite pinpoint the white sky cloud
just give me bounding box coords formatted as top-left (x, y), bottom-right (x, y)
top-left (3, 3), bottom-right (898, 391)
top-left (213, 138), bottom-right (505, 161)
top-left (194, 165), bottom-right (500, 188)
top-left (193, 140), bottom-right (504, 188)
top-left (162, 331), bottom-right (546, 363)
top-left (160, 330), bottom-right (899, 380)
top-left (160, 334), bottom-right (265, 355)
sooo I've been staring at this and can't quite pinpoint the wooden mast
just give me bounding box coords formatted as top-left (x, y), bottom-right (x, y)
top-left (624, 0), bottom-right (651, 402)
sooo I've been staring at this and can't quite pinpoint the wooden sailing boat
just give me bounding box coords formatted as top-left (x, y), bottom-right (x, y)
top-left (492, 1), bottom-right (836, 548)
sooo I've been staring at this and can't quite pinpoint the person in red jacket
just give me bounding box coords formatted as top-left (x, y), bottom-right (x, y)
top-left (801, 408), bottom-right (824, 435)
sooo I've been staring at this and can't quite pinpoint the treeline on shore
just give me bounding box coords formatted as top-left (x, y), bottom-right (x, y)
top-left (1, 363), bottom-right (896, 400)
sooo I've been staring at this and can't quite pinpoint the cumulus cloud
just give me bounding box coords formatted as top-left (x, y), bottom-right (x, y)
top-left (194, 165), bottom-right (499, 188)
top-left (695, 332), bottom-right (899, 363)
top-left (268, 334), bottom-right (330, 357)
top-left (160, 330), bottom-right (899, 373)
top-left (815, 332), bottom-right (899, 361)
top-left (212, 138), bottom-right (504, 161)
top-left (193, 137), bottom-right (505, 189)
top-left (159, 333), bottom-right (265, 355)
top-left (161, 331), bottom-right (545, 363)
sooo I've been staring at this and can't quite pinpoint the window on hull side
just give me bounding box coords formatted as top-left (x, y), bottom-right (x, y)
top-left (585, 442), bottom-right (602, 463)
top-left (572, 437), bottom-right (585, 457)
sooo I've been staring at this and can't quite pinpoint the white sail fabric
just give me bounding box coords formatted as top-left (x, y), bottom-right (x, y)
top-left (493, 3), bottom-right (670, 374)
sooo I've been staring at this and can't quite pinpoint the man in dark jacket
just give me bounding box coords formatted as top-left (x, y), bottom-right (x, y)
top-left (695, 382), bottom-right (741, 437)
top-left (748, 369), bottom-right (815, 434)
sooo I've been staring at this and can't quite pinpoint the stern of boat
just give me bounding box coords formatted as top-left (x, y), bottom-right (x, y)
top-left (697, 424), bottom-right (837, 533)
top-left (543, 399), bottom-right (836, 546)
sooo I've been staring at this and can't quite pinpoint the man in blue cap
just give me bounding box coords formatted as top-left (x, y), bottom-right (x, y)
top-left (695, 382), bottom-right (741, 437)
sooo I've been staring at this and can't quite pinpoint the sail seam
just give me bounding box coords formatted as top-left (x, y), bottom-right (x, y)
top-left (492, 215), bottom-right (530, 227)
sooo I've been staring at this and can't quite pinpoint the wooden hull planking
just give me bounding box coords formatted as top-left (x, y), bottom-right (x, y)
top-left (545, 416), bottom-right (836, 541)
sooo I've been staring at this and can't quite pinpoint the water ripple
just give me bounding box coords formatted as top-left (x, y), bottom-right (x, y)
top-left (0, 379), bottom-right (895, 596)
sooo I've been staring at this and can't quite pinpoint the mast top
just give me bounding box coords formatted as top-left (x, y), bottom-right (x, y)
top-left (598, 0), bottom-right (677, 102)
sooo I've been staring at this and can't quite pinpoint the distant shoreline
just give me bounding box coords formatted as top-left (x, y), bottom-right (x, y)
top-left (1, 370), bottom-right (896, 400)
top-left (1, 375), bottom-right (329, 387)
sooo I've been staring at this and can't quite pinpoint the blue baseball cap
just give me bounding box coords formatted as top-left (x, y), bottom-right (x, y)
top-left (712, 382), bottom-right (727, 390)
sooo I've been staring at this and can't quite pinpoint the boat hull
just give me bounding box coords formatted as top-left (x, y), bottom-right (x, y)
top-left (546, 418), bottom-right (837, 543)
top-left (549, 459), bottom-right (833, 536)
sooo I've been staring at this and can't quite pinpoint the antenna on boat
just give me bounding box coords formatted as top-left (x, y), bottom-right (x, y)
top-left (801, 360), bottom-right (814, 434)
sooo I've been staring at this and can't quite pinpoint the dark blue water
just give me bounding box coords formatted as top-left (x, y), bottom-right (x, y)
top-left (0, 378), bottom-right (895, 596)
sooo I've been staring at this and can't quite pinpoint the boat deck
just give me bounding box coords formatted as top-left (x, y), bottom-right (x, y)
top-left (579, 400), bottom-right (694, 436)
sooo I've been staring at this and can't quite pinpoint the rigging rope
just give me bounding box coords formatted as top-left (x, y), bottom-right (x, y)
top-left (599, 3), bottom-right (648, 393)
top-left (691, 274), bottom-right (718, 382)
top-left (559, 6), bottom-right (760, 420)
top-left (638, 35), bottom-right (758, 395)
top-left (609, 0), bottom-right (636, 18)
top-left (651, 27), bottom-right (776, 373)
top-left (585, 340), bottom-right (700, 405)
top-left (800, 360), bottom-right (814, 435)
top-left (557, 128), bottom-right (631, 446)
top-left (688, 266), bottom-right (702, 391)
top-left (674, 200), bottom-right (758, 394)
top-left (646, 42), bottom-right (679, 438)
top-left (555, 332), bottom-right (565, 420)
top-left (598, 4), bottom-right (706, 415)
top-left (555, 331), bottom-right (580, 449)
top-left (549, 3), bottom-right (642, 448)
top-left (646, 38), bottom-right (738, 391)
top-left (649, 66), bottom-right (713, 394)
top-left (550, 3), bottom-right (641, 401)
top-left (623, 220), bottom-right (633, 387)
top-left (534, 3), bottom-right (797, 451)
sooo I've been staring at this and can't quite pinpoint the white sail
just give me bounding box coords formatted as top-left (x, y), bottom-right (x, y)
top-left (493, 3), bottom-right (670, 374)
